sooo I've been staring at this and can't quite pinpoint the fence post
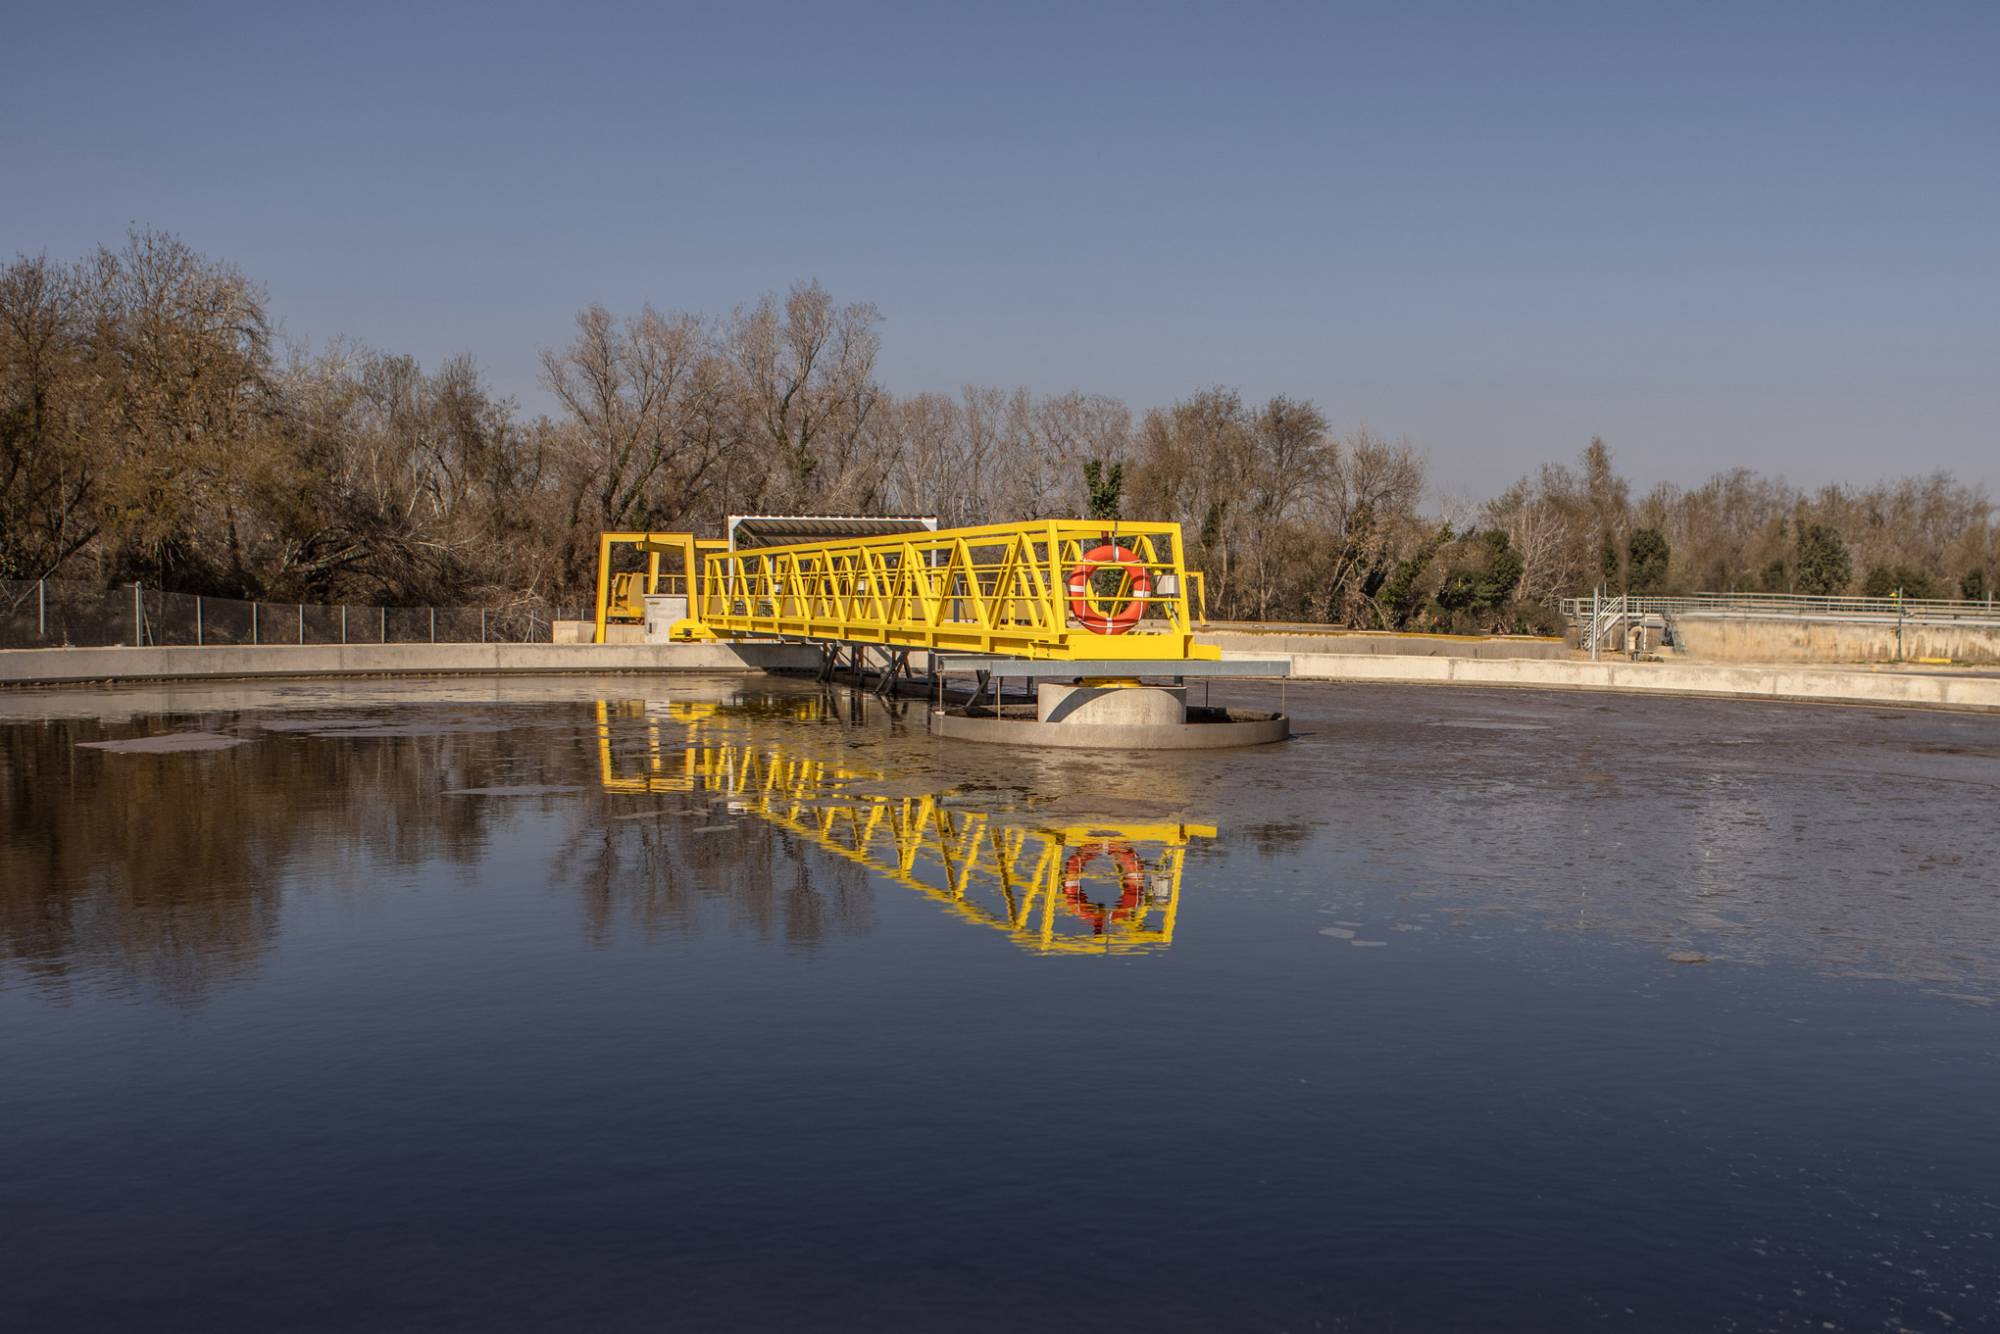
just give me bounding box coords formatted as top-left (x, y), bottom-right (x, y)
top-left (480, 608), bottom-right (486, 643)
top-left (133, 583), bottom-right (143, 647)
top-left (1896, 589), bottom-right (1905, 662)
top-left (429, 607), bottom-right (436, 643)
top-left (1589, 586), bottom-right (1600, 662)
top-left (196, 596), bottom-right (203, 646)
top-left (37, 579), bottom-right (45, 639)
top-left (341, 605), bottom-right (347, 644)
top-left (252, 602), bottom-right (259, 646)
top-left (298, 604), bottom-right (305, 645)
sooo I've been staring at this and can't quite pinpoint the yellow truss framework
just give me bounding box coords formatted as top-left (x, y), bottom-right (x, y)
top-left (684, 519), bottom-right (1219, 661)
top-left (591, 531), bottom-right (728, 644)
top-left (594, 699), bottom-right (1215, 954)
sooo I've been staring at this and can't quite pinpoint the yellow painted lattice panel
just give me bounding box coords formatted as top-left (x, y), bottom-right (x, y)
top-left (686, 519), bottom-right (1218, 661)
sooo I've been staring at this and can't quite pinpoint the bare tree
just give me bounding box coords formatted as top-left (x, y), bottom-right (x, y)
top-left (1484, 471), bottom-right (1582, 605)
top-left (541, 304), bottom-right (731, 585)
top-left (1131, 388), bottom-right (1257, 614)
top-left (1017, 391), bottom-right (1132, 519)
top-left (1239, 396), bottom-right (1331, 620)
top-left (82, 229), bottom-right (275, 590)
top-left (725, 280), bottom-right (885, 511)
top-left (1304, 429), bottom-right (1427, 623)
top-left (880, 391), bottom-right (977, 526)
top-left (0, 253), bottom-right (96, 579)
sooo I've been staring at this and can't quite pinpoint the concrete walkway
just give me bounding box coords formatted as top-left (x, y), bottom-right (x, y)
top-left (0, 641), bottom-right (819, 687)
top-left (1253, 650), bottom-right (2000, 713)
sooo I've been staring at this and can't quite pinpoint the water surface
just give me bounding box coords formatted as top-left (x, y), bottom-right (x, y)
top-left (3, 675), bottom-right (1996, 1331)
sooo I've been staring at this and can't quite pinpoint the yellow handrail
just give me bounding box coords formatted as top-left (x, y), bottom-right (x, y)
top-left (685, 519), bottom-right (1217, 661)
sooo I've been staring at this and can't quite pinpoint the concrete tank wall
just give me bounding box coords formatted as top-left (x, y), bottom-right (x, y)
top-left (1199, 629), bottom-right (1569, 660)
top-left (0, 641), bottom-right (820, 687)
top-left (552, 620), bottom-right (646, 644)
top-left (1256, 650), bottom-right (2000, 712)
top-left (1673, 615), bottom-right (2000, 665)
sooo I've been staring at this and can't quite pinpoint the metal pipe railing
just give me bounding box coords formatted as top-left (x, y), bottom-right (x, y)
top-left (1560, 591), bottom-right (2000, 627)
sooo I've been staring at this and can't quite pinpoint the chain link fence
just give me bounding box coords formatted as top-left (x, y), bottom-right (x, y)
top-left (1, 579), bottom-right (584, 650)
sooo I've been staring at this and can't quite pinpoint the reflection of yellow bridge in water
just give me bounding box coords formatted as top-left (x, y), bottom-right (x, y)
top-left (595, 699), bottom-right (1215, 954)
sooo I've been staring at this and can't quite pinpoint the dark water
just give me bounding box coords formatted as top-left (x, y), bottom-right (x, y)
top-left (2, 675), bottom-right (1997, 1332)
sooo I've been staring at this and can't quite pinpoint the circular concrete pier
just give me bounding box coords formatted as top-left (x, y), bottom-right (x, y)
top-left (1035, 682), bottom-right (1187, 725)
top-left (930, 702), bottom-right (1289, 750)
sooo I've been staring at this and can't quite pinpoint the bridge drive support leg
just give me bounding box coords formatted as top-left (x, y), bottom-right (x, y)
top-left (872, 649), bottom-right (909, 698)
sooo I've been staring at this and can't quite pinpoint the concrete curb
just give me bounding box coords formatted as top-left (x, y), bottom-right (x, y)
top-left (0, 642), bottom-right (821, 687)
top-left (1258, 651), bottom-right (2000, 713)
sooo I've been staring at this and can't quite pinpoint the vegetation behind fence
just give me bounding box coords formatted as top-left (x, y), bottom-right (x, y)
top-left (1, 580), bottom-right (580, 651)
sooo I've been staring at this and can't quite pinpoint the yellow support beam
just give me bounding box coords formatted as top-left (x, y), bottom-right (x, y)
top-left (591, 532), bottom-right (726, 643)
top-left (683, 518), bottom-right (1219, 662)
top-left (1186, 569), bottom-right (1208, 625)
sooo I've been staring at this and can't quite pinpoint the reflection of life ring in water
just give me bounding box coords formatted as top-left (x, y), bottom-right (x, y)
top-left (1061, 843), bottom-right (1147, 934)
top-left (1066, 544), bottom-right (1151, 634)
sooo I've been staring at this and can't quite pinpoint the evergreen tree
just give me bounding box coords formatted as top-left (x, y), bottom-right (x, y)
top-left (1794, 524), bottom-right (1852, 595)
top-left (1627, 528), bottom-right (1671, 593)
top-left (1083, 459), bottom-right (1123, 521)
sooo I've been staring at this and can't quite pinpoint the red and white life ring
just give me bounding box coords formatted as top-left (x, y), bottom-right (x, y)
top-left (1061, 843), bottom-right (1147, 933)
top-left (1066, 543), bottom-right (1151, 634)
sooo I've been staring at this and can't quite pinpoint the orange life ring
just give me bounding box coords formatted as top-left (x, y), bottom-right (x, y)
top-left (1066, 543), bottom-right (1150, 634)
top-left (1061, 843), bottom-right (1147, 934)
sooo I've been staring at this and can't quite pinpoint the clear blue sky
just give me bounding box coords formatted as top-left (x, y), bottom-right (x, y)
top-left (5, 0), bottom-right (1994, 495)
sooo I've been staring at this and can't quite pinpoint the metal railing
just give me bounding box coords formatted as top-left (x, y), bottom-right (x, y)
top-left (692, 519), bottom-right (1215, 661)
top-left (1560, 591), bottom-right (2000, 629)
top-left (1580, 592), bottom-right (1629, 657)
top-left (0, 578), bottom-right (583, 651)
top-left (1572, 592), bottom-right (1683, 657)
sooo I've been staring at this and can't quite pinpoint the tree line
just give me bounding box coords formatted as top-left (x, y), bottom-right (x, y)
top-left (3, 230), bottom-right (1994, 628)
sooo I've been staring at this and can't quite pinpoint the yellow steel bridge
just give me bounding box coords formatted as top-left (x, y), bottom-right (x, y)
top-left (595, 519), bottom-right (1216, 663)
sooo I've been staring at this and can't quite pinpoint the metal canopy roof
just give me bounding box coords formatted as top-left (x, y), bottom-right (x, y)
top-left (726, 514), bottom-right (938, 550)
